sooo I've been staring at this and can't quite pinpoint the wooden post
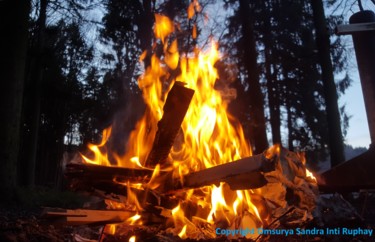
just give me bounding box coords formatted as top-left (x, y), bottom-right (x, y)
top-left (348, 11), bottom-right (375, 147)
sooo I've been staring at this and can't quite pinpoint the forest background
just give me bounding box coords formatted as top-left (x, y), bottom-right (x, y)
top-left (1, 0), bottom-right (374, 199)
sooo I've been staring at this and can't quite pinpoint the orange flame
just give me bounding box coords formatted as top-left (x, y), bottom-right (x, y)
top-left (105, 224), bottom-right (116, 235)
top-left (81, 127), bottom-right (112, 166)
top-left (154, 14), bottom-right (174, 44)
top-left (187, 0), bottom-right (201, 19)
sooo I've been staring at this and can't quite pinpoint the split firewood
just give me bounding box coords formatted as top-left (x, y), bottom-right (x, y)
top-left (42, 207), bottom-right (167, 226)
top-left (169, 151), bottom-right (277, 192)
top-left (42, 208), bottom-right (136, 225)
top-left (145, 81), bottom-right (194, 168)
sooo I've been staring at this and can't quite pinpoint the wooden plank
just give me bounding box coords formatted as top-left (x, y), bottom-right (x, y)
top-left (318, 147), bottom-right (375, 192)
top-left (336, 22), bottom-right (375, 35)
top-left (145, 82), bottom-right (194, 167)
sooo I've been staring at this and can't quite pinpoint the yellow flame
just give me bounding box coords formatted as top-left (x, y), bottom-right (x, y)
top-left (126, 213), bottom-right (142, 225)
top-left (129, 235), bottom-right (136, 242)
top-left (178, 225), bottom-right (187, 239)
top-left (207, 183), bottom-right (229, 223)
top-left (306, 168), bottom-right (317, 182)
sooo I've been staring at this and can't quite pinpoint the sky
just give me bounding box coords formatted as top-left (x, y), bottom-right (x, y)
top-left (341, 62), bottom-right (371, 148)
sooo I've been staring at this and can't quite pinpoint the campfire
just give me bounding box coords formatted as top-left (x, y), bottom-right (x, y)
top-left (58, 3), bottom-right (318, 241)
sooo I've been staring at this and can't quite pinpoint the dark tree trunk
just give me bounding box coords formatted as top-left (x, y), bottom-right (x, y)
top-left (262, 1), bottom-right (281, 145)
top-left (27, 0), bottom-right (48, 186)
top-left (138, 0), bottom-right (153, 68)
top-left (286, 96), bottom-right (294, 150)
top-left (0, 0), bottom-right (30, 198)
top-left (238, 0), bottom-right (268, 154)
top-left (265, 56), bottom-right (282, 145)
top-left (267, 73), bottom-right (282, 145)
top-left (311, 0), bottom-right (345, 166)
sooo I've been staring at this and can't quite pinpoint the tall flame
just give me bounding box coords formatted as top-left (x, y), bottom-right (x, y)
top-left (82, 9), bottom-right (263, 239)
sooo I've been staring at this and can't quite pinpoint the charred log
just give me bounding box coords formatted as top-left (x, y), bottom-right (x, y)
top-left (69, 180), bottom-right (179, 210)
top-left (145, 82), bottom-right (194, 168)
top-left (65, 163), bottom-right (158, 183)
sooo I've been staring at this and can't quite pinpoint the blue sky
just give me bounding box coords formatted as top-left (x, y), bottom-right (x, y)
top-left (341, 64), bottom-right (371, 148)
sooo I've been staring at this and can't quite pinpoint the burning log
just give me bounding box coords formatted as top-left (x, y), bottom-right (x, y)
top-left (145, 82), bottom-right (194, 168)
top-left (66, 151), bottom-right (277, 196)
top-left (61, 146), bottom-right (319, 240)
top-left (170, 151), bottom-right (277, 192)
